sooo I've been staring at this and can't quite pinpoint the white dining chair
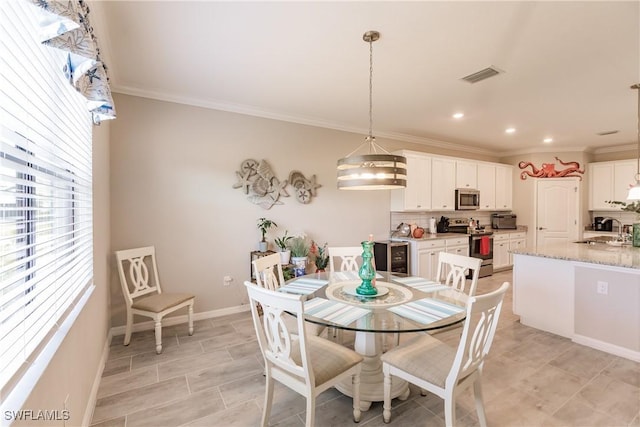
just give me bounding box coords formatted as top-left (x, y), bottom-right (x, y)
top-left (435, 251), bottom-right (482, 296)
top-left (252, 252), bottom-right (285, 291)
top-left (244, 282), bottom-right (363, 427)
top-left (328, 246), bottom-right (362, 272)
top-left (326, 246), bottom-right (363, 343)
top-left (115, 246), bottom-right (194, 354)
top-left (381, 282), bottom-right (510, 426)
top-left (251, 253), bottom-right (324, 337)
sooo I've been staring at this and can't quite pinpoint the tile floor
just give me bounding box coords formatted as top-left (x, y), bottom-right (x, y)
top-left (91, 270), bottom-right (640, 427)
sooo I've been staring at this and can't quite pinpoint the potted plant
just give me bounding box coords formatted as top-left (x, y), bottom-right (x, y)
top-left (289, 234), bottom-right (310, 276)
top-left (274, 230), bottom-right (293, 264)
top-left (311, 241), bottom-right (329, 272)
top-left (257, 218), bottom-right (277, 252)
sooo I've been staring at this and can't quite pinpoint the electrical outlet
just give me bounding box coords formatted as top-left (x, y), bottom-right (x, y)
top-left (223, 275), bottom-right (233, 286)
top-left (596, 281), bottom-right (608, 295)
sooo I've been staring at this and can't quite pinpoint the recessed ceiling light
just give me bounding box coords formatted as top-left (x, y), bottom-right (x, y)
top-left (505, 127), bottom-right (516, 134)
top-left (452, 112), bottom-right (464, 119)
top-left (543, 137), bottom-right (553, 143)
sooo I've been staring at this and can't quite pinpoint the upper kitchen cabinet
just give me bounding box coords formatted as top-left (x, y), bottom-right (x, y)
top-left (389, 151), bottom-right (512, 212)
top-left (495, 164), bottom-right (513, 210)
top-left (431, 157), bottom-right (456, 210)
top-left (390, 152), bottom-right (431, 211)
top-left (588, 160), bottom-right (635, 210)
top-left (477, 163), bottom-right (496, 210)
top-left (455, 160), bottom-right (477, 189)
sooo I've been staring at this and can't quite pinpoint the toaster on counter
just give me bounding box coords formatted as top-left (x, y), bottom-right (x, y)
top-left (491, 213), bottom-right (517, 229)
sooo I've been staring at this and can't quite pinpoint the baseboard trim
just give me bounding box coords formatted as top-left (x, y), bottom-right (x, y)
top-left (573, 334), bottom-right (640, 362)
top-left (82, 329), bottom-right (113, 426)
top-left (109, 304), bottom-right (251, 336)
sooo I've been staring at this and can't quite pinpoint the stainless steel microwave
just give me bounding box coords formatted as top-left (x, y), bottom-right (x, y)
top-left (455, 188), bottom-right (480, 210)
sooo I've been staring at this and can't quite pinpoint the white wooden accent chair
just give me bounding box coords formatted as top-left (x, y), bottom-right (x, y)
top-left (328, 246), bottom-right (362, 272)
top-left (115, 246), bottom-right (194, 354)
top-left (381, 282), bottom-right (510, 426)
top-left (244, 282), bottom-right (363, 427)
top-left (252, 253), bottom-right (324, 337)
top-left (435, 251), bottom-right (482, 296)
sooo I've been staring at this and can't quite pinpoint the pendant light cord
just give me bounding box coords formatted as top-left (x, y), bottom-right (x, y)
top-left (635, 83), bottom-right (640, 178)
top-left (368, 38), bottom-right (374, 145)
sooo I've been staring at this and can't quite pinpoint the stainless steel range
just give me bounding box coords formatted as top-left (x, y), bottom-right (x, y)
top-left (448, 218), bottom-right (494, 278)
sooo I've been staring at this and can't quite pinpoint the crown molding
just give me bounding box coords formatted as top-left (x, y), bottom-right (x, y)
top-left (497, 146), bottom-right (591, 157)
top-left (112, 85), bottom-right (497, 156)
top-left (591, 143), bottom-right (636, 154)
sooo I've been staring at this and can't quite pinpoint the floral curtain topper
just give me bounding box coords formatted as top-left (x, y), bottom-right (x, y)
top-left (28, 0), bottom-right (115, 124)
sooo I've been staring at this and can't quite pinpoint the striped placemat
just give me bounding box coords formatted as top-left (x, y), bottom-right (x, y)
top-left (388, 298), bottom-right (465, 325)
top-left (332, 271), bottom-right (384, 281)
top-left (304, 298), bottom-right (370, 326)
top-left (278, 278), bottom-right (328, 295)
top-left (391, 276), bottom-right (450, 293)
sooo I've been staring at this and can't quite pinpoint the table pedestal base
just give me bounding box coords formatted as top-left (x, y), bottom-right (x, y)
top-left (335, 331), bottom-right (410, 410)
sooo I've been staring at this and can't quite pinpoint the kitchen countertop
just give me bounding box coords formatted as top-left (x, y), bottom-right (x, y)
top-left (491, 226), bottom-right (528, 234)
top-left (511, 241), bottom-right (640, 270)
top-left (391, 226), bottom-right (528, 242)
top-left (391, 232), bottom-right (467, 242)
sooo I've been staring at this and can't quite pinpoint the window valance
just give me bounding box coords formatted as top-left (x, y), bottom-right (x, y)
top-left (28, 0), bottom-right (116, 124)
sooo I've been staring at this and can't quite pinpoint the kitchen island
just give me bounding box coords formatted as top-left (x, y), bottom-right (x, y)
top-left (511, 241), bottom-right (640, 362)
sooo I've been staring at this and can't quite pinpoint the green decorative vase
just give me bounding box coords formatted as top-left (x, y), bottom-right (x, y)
top-left (356, 241), bottom-right (377, 296)
top-left (633, 224), bottom-right (640, 247)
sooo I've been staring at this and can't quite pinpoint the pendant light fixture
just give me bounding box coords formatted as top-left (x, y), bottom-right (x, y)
top-left (627, 83), bottom-right (640, 200)
top-left (337, 31), bottom-right (407, 190)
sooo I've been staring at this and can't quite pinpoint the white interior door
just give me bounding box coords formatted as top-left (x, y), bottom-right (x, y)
top-left (535, 178), bottom-right (580, 247)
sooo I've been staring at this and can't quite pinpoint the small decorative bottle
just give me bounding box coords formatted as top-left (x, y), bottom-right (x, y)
top-left (356, 240), bottom-right (377, 296)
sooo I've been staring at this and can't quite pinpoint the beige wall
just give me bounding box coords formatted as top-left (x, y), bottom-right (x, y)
top-left (108, 94), bottom-right (501, 327)
top-left (17, 124), bottom-right (111, 425)
top-left (500, 152), bottom-right (592, 247)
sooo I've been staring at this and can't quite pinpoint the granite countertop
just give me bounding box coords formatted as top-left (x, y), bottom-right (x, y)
top-left (490, 226), bottom-right (528, 234)
top-left (391, 226), bottom-right (528, 242)
top-left (511, 241), bottom-right (640, 269)
top-left (391, 232), bottom-right (464, 242)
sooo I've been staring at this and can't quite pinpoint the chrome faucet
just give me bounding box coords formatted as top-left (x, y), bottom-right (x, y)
top-left (602, 217), bottom-right (625, 240)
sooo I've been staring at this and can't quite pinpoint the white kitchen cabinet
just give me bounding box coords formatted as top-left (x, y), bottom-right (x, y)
top-left (613, 161), bottom-right (636, 203)
top-left (431, 157), bottom-right (456, 210)
top-left (410, 237), bottom-right (470, 280)
top-left (390, 152), bottom-right (431, 211)
top-left (588, 160), bottom-right (636, 210)
top-left (412, 239), bottom-right (446, 280)
top-left (444, 237), bottom-right (469, 256)
top-left (455, 160), bottom-right (477, 189)
top-left (495, 164), bottom-right (513, 210)
top-left (508, 233), bottom-right (526, 265)
top-left (494, 231), bottom-right (527, 269)
top-left (589, 163), bottom-right (614, 210)
top-left (493, 234), bottom-right (510, 269)
top-left (477, 163), bottom-right (496, 210)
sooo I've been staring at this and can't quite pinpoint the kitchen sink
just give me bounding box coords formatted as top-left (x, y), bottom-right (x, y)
top-left (574, 235), bottom-right (632, 246)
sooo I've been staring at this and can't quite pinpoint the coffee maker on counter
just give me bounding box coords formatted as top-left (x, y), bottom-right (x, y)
top-left (594, 217), bottom-right (613, 232)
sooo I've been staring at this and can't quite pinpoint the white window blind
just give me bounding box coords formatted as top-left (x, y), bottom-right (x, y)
top-left (0, 0), bottom-right (94, 397)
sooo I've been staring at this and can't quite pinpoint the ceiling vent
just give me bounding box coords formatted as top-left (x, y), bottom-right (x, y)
top-left (597, 130), bottom-right (619, 136)
top-left (461, 66), bottom-right (502, 84)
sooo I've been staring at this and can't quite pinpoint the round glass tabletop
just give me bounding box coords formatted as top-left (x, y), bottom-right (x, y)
top-left (289, 271), bottom-right (468, 333)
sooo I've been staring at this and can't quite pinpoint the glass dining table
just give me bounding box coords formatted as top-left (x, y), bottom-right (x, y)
top-left (279, 270), bottom-right (468, 410)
